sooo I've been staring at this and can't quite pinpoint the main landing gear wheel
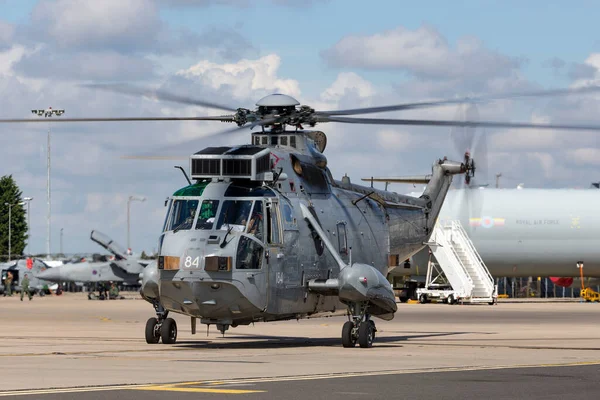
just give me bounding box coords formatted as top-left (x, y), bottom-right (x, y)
top-left (160, 317), bottom-right (178, 344)
top-left (145, 317), bottom-right (160, 344)
top-left (358, 320), bottom-right (375, 348)
top-left (342, 320), bottom-right (356, 348)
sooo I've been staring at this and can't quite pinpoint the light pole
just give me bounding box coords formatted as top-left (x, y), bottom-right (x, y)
top-left (127, 195), bottom-right (146, 252)
top-left (32, 107), bottom-right (64, 259)
top-left (22, 197), bottom-right (32, 255)
top-left (60, 228), bottom-right (63, 255)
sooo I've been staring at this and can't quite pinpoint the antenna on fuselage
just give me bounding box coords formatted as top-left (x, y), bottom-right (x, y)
top-left (174, 166), bottom-right (191, 185)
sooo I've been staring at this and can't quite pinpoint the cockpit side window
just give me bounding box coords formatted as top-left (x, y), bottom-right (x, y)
top-left (162, 199), bottom-right (173, 232)
top-left (166, 199), bottom-right (200, 232)
top-left (266, 200), bottom-right (283, 245)
top-left (216, 200), bottom-right (253, 232)
top-left (236, 236), bottom-right (263, 270)
top-left (196, 200), bottom-right (220, 230)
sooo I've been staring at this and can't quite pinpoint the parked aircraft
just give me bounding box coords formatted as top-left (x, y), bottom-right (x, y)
top-left (1, 258), bottom-right (57, 296)
top-left (36, 230), bottom-right (150, 284)
top-left (385, 186), bottom-right (600, 281)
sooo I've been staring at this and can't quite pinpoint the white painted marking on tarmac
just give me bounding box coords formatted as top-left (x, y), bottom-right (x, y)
top-left (0, 384), bottom-right (155, 397)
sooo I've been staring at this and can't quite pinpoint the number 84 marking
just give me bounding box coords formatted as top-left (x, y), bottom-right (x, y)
top-left (184, 256), bottom-right (200, 268)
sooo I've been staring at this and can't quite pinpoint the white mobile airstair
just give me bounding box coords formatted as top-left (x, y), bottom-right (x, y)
top-left (417, 220), bottom-right (497, 305)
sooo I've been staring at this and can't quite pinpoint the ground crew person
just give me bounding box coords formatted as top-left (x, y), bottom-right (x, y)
top-left (4, 271), bottom-right (13, 296)
top-left (109, 282), bottom-right (119, 300)
top-left (21, 273), bottom-right (32, 301)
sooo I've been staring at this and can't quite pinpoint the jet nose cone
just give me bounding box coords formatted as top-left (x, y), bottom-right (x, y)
top-left (36, 267), bottom-right (61, 282)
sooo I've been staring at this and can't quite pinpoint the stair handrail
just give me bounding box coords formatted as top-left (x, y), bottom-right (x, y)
top-left (449, 220), bottom-right (495, 295)
top-left (433, 221), bottom-right (473, 295)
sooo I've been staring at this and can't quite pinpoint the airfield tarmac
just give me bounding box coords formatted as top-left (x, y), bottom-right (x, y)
top-left (1, 293), bottom-right (600, 399)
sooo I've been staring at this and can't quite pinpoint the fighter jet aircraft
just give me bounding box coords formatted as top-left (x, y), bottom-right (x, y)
top-left (36, 230), bottom-right (150, 285)
top-left (1, 258), bottom-right (57, 296)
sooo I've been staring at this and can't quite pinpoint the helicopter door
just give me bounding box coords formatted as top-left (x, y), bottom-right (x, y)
top-left (336, 221), bottom-right (349, 264)
top-left (265, 199), bottom-right (284, 311)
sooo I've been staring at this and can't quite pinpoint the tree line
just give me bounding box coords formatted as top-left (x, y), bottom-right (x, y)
top-left (0, 175), bottom-right (28, 262)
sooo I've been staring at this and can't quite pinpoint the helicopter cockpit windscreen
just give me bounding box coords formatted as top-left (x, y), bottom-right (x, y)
top-left (165, 199), bottom-right (199, 232)
top-left (217, 200), bottom-right (253, 232)
top-left (196, 200), bottom-right (220, 230)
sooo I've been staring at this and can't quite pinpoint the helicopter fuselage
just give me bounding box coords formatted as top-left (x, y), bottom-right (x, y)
top-left (144, 130), bottom-right (462, 330)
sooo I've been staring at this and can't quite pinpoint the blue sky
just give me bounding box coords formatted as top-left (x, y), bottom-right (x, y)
top-left (161, 0), bottom-right (599, 92)
top-left (0, 0), bottom-right (599, 255)
top-left (5, 0), bottom-right (597, 91)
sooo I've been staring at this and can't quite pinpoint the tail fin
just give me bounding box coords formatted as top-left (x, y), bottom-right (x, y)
top-left (90, 230), bottom-right (128, 260)
top-left (27, 258), bottom-right (53, 277)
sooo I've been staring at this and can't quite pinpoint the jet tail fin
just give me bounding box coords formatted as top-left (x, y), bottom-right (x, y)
top-left (90, 230), bottom-right (128, 260)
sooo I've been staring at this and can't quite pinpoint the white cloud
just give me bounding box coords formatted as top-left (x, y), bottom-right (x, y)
top-left (30, 0), bottom-right (161, 52)
top-left (0, 45), bottom-right (27, 76)
top-left (567, 148), bottom-right (600, 167)
top-left (376, 129), bottom-right (425, 151)
top-left (571, 53), bottom-right (600, 87)
top-left (321, 25), bottom-right (522, 81)
top-left (321, 72), bottom-right (374, 102)
top-left (177, 54), bottom-right (301, 99)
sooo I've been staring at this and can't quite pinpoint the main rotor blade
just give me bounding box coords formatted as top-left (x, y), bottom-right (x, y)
top-left (82, 83), bottom-right (239, 112)
top-left (120, 117), bottom-right (278, 160)
top-left (318, 115), bottom-right (600, 131)
top-left (120, 124), bottom-right (251, 160)
top-left (317, 85), bottom-right (600, 116)
top-left (0, 116), bottom-right (236, 123)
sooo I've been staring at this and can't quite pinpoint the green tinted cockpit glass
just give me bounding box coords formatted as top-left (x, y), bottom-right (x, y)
top-left (196, 200), bottom-right (220, 230)
top-left (173, 181), bottom-right (209, 197)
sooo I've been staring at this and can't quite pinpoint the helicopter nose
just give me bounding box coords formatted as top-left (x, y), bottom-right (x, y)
top-left (36, 267), bottom-right (62, 282)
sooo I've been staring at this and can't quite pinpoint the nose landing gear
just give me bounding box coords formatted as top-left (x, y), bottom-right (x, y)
top-left (145, 301), bottom-right (178, 344)
top-left (341, 302), bottom-right (376, 348)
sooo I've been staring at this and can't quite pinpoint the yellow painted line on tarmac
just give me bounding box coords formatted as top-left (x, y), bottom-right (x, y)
top-left (131, 385), bottom-right (264, 394)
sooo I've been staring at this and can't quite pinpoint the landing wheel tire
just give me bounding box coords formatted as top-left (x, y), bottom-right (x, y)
top-left (160, 318), bottom-right (177, 344)
top-left (145, 317), bottom-right (160, 344)
top-left (341, 321), bottom-right (356, 348)
top-left (358, 320), bottom-right (375, 348)
top-left (369, 320), bottom-right (376, 340)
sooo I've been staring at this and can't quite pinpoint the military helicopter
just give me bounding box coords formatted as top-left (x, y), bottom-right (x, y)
top-left (3, 84), bottom-right (600, 348)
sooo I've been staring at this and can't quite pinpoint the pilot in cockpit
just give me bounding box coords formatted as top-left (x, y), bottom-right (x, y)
top-left (196, 200), bottom-right (219, 230)
top-left (247, 202), bottom-right (263, 241)
top-left (219, 200), bottom-right (252, 232)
